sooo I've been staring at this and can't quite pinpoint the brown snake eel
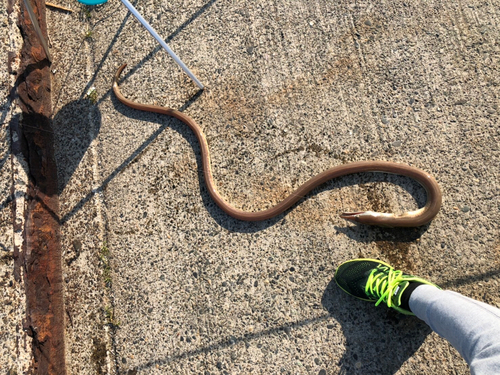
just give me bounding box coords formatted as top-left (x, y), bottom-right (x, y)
top-left (113, 64), bottom-right (442, 227)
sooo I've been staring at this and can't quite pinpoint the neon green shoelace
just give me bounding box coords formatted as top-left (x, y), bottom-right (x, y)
top-left (365, 266), bottom-right (405, 308)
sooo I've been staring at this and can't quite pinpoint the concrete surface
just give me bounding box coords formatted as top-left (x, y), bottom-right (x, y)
top-left (3, 0), bottom-right (500, 373)
top-left (1, 0), bottom-right (33, 372)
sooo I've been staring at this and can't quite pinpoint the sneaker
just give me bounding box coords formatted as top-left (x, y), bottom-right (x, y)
top-left (334, 258), bottom-right (440, 315)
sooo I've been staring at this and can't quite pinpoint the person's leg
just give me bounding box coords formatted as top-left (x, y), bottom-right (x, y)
top-left (334, 259), bottom-right (500, 374)
top-left (410, 285), bottom-right (500, 375)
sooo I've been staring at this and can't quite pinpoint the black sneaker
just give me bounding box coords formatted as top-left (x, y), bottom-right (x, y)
top-left (334, 258), bottom-right (440, 315)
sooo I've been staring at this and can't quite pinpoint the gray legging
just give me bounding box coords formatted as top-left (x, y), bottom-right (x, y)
top-left (410, 285), bottom-right (500, 374)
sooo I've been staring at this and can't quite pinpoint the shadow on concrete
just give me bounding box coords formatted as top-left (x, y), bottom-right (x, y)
top-left (88, 0), bottom-right (218, 107)
top-left (52, 0), bottom-right (218, 219)
top-left (0, 148), bottom-right (9, 173)
top-left (333, 224), bottom-right (431, 270)
top-left (321, 278), bottom-right (431, 374)
top-left (0, 194), bottom-right (14, 213)
top-left (52, 99), bottom-right (102, 194)
top-left (126, 270), bottom-right (468, 374)
top-left (79, 4), bottom-right (132, 102)
top-left (0, 98), bottom-right (12, 173)
top-left (54, 0), bottom-right (216, 112)
top-left (335, 221), bottom-right (429, 243)
top-left (0, 113), bottom-right (13, 215)
top-left (119, 265), bottom-right (500, 373)
top-left (442, 267), bottom-right (500, 289)
top-left (131, 313), bottom-right (331, 372)
top-left (58, 88), bottom-right (202, 224)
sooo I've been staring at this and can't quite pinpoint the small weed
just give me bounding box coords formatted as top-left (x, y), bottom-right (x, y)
top-left (84, 28), bottom-right (94, 40)
top-left (100, 242), bottom-right (110, 258)
top-left (104, 306), bottom-right (120, 328)
top-left (104, 306), bottom-right (112, 319)
top-left (99, 244), bottom-right (119, 329)
top-left (86, 87), bottom-right (98, 104)
top-left (103, 268), bottom-right (112, 285)
top-left (83, 6), bottom-right (92, 19)
top-left (99, 242), bottom-right (111, 282)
